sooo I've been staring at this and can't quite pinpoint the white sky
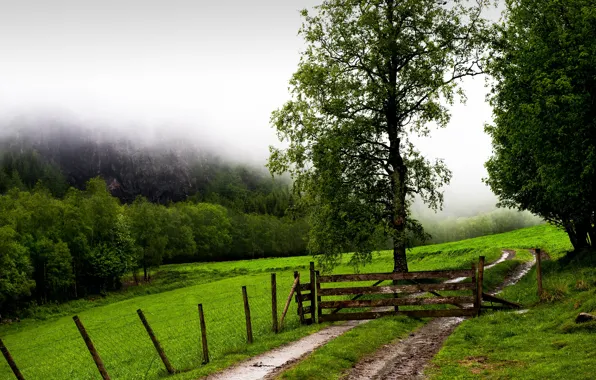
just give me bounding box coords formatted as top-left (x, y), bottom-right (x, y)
top-left (0, 0), bottom-right (503, 216)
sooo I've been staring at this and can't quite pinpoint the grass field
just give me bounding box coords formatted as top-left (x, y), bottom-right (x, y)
top-left (426, 237), bottom-right (596, 379)
top-left (0, 224), bottom-right (571, 379)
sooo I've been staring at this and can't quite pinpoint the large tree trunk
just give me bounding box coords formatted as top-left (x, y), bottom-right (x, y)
top-left (391, 156), bottom-right (408, 313)
top-left (564, 220), bottom-right (592, 251)
top-left (392, 164), bottom-right (409, 273)
top-left (384, 0), bottom-right (408, 273)
top-left (393, 237), bottom-right (408, 272)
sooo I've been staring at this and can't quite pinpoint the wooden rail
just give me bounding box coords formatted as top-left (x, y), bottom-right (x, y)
top-left (318, 269), bottom-right (473, 283)
top-left (482, 293), bottom-right (522, 309)
top-left (319, 296), bottom-right (475, 309)
top-left (319, 308), bottom-right (478, 322)
top-left (319, 282), bottom-right (475, 296)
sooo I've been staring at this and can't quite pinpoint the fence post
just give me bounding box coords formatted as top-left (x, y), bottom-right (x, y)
top-left (309, 262), bottom-right (316, 324)
top-left (536, 248), bottom-right (543, 297)
top-left (0, 339), bottom-right (25, 380)
top-left (294, 271), bottom-right (304, 325)
top-left (471, 262), bottom-right (478, 313)
top-left (137, 309), bottom-right (175, 374)
top-left (198, 304), bottom-right (209, 364)
top-left (316, 270), bottom-right (322, 323)
top-left (242, 286), bottom-right (254, 344)
top-left (72, 316), bottom-right (110, 380)
top-left (477, 257), bottom-right (485, 316)
top-left (271, 273), bottom-right (278, 333)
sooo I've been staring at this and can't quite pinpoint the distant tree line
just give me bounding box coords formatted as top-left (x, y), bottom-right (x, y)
top-left (0, 149), bottom-right (295, 217)
top-left (0, 176), bottom-right (308, 315)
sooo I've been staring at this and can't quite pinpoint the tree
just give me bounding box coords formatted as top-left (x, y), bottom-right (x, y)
top-left (31, 238), bottom-right (74, 301)
top-left (0, 226), bottom-right (34, 310)
top-left (484, 0), bottom-right (596, 251)
top-left (163, 207), bottom-right (196, 263)
top-left (269, 0), bottom-right (491, 271)
top-left (179, 203), bottom-right (232, 260)
top-left (127, 197), bottom-right (169, 281)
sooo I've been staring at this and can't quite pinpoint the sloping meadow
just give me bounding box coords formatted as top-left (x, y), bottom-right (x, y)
top-left (0, 224), bottom-right (569, 379)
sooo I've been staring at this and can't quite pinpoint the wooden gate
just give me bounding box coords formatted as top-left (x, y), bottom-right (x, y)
top-left (294, 262), bottom-right (317, 325)
top-left (297, 257), bottom-right (498, 323)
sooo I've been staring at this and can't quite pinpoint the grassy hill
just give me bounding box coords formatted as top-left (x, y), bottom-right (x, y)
top-left (427, 244), bottom-right (596, 378)
top-left (0, 224), bottom-right (574, 379)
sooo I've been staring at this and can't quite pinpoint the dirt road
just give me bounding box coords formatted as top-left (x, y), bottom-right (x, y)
top-left (204, 321), bottom-right (366, 380)
top-left (342, 250), bottom-right (533, 380)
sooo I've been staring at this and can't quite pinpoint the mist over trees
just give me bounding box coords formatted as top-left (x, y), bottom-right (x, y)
top-left (0, 122), bottom-right (294, 212)
top-left (0, 129), bottom-right (540, 317)
top-left (413, 209), bottom-right (543, 246)
top-left (0, 125), bottom-right (309, 315)
top-left (0, 112), bottom-right (543, 317)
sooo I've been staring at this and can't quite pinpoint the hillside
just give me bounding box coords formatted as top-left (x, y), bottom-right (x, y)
top-left (0, 224), bottom-right (582, 380)
top-left (0, 123), bottom-right (289, 207)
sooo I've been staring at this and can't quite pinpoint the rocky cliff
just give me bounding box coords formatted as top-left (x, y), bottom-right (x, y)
top-left (0, 122), bottom-right (223, 203)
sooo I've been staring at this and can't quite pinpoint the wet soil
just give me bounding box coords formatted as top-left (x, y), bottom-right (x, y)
top-left (343, 317), bottom-right (464, 380)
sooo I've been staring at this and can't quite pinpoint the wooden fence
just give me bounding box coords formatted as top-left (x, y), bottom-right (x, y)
top-left (297, 257), bottom-right (492, 323)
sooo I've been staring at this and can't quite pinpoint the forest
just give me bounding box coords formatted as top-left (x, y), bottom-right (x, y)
top-left (0, 177), bottom-right (309, 314)
top-left (0, 143), bottom-right (312, 314)
top-left (0, 145), bottom-right (542, 316)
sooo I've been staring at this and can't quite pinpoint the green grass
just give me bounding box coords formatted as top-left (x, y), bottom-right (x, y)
top-left (0, 224), bottom-right (570, 379)
top-left (0, 271), bottom-right (318, 379)
top-left (277, 315), bottom-right (425, 380)
top-left (427, 238), bottom-right (596, 379)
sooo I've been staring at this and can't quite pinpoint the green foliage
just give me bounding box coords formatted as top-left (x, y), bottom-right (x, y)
top-left (484, 0), bottom-right (596, 251)
top-left (126, 197), bottom-right (169, 280)
top-left (0, 226), bottom-right (34, 310)
top-left (269, 0), bottom-right (492, 271)
top-left (0, 177), bottom-right (309, 316)
top-left (31, 239), bottom-right (74, 301)
top-left (0, 151), bottom-right (68, 197)
top-left (187, 164), bottom-right (295, 218)
top-left (178, 202), bottom-right (232, 259)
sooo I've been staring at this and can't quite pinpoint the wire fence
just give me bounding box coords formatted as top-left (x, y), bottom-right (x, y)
top-left (0, 272), bottom-right (303, 380)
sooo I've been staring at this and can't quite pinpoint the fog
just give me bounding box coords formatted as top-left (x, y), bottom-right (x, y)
top-left (0, 0), bottom-right (508, 218)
